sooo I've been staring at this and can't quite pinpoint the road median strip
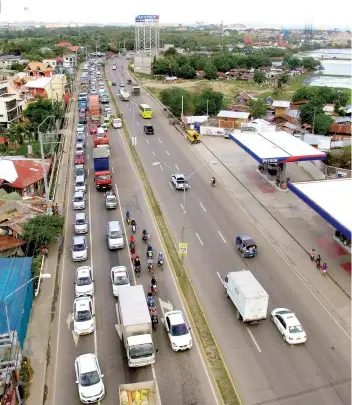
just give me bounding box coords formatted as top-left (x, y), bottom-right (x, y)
top-left (106, 72), bottom-right (242, 405)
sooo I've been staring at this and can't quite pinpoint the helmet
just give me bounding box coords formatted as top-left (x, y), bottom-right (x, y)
top-left (159, 252), bottom-right (162, 255)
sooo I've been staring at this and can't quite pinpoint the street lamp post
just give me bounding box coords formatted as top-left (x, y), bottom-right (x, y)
top-left (4, 274), bottom-right (51, 335)
top-left (206, 99), bottom-right (209, 116)
top-left (38, 115), bottom-right (55, 206)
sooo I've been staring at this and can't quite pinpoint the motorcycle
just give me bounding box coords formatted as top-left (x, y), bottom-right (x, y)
top-left (134, 265), bottom-right (141, 278)
top-left (211, 179), bottom-right (216, 187)
top-left (126, 215), bottom-right (131, 225)
top-left (151, 314), bottom-right (158, 330)
top-left (146, 249), bottom-right (153, 259)
top-left (157, 258), bottom-right (164, 269)
top-left (150, 283), bottom-right (158, 295)
top-left (131, 224), bottom-right (136, 234)
top-left (142, 232), bottom-right (149, 243)
top-left (147, 259), bottom-right (154, 275)
top-left (147, 297), bottom-right (154, 309)
top-left (129, 240), bottom-right (135, 250)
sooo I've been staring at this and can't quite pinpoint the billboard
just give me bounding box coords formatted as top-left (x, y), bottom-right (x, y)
top-left (135, 15), bottom-right (159, 23)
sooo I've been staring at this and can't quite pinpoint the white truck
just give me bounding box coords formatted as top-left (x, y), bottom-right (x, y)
top-left (115, 285), bottom-right (156, 367)
top-left (220, 270), bottom-right (269, 323)
top-left (119, 381), bottom-right (161, 405)
top-left (120, 89), bottom-right (130, 101)
top-left (110, 115), bottom-right (122, 129)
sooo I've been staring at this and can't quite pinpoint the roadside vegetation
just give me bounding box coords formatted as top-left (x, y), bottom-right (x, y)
top-left (326, 146), bottom-right (351, 170)
top-left (23, 214), bottom-right (64, 250)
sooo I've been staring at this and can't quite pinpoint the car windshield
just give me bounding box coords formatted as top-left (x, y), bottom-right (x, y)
top-left (177, 179), bottom-right (185, 184)
top-left (113, 273), bottom-right (129, 285)
top-left (74, 196), bottom-right (83, 202)
top-left (76, 182), bottom-right (84, 187)
top-left (107, 196), bottom-right (116, 201)
top-left (76, 218), bottom-right (86, 225)
top-left (75, 310), bottom-right (91, 322)
top-left (171, 323), bottom-right (188, 336)
top-left (289, 325), bottom-right (304, 333)
top-left (109, 230), bottom-right (122, 239)
top-left (96, 175), bottom-right (111, 181)
top-left (80, 370), bottom-right (100, 387)
top-left (129, 343), bottom-right (154, 359)
top-left (77, 276), bottom-right (91, 286)
top-left (73, 243), bottom-right (85, 251)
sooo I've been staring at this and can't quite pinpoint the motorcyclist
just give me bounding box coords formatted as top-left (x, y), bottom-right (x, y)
top-left (211, 177), bottom-right (216, 186)
top-left (158, 252), bottom-right (164, 266)
top-left (150, 276), bottom-right (157, 294)
top-left (125, 210), bottom-right (131, 222)
top-left (146, 244), bottom-right (153, 257)
top-left (134, 256), bottom-right (141, 268)
top-left (151, 275), bottom-right (157, 287)
top-left (131, 218), bottom-right (136, 227)
top-left (129, 235), bottom-right (135, 244)
top-left (142, 229), bottom-right (148, 240)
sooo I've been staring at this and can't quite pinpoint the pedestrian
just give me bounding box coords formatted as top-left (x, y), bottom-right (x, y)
top-left (316, 254), bottom-right (321, 270)
top-left (310, 248), bottom-right (316, 262)
top-left (321, 263), bottom-right (328, 276)
top-left (44, 247), bottom-right (48, 258)
top-left (53, 203), bottom-right (59, 215)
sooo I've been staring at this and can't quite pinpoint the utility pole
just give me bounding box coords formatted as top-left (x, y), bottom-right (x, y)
top-left (206, 99), bottom-right (209, 116)
top-left (312, 107), bottom-right (317, 134)
top-left (181, 96), bottom-right (184, 117)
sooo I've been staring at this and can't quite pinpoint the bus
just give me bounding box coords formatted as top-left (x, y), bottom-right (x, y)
top-left (139, 104), bottom-right (152, 119)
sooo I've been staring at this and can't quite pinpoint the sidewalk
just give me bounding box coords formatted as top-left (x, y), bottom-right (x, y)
top-left (194, 136), bottom-right (351, 297)
top-left (23, 93), bottom-right (76, 405)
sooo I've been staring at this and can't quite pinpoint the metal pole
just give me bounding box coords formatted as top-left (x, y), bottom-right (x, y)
top-left (206, 100), bottom-right (209, 116)
top-left (181, 96), bottom-right (184, 117)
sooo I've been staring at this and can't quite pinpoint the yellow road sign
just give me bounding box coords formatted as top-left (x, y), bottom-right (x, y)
top-left (178, 242), bottom-right (188, 256)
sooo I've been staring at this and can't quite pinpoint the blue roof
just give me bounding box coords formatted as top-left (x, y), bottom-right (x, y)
top-left (0, 258), bottom-right (33, 347)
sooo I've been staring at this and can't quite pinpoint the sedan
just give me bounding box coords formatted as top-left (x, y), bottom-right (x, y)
top-left (163, 310), bottom-right (192, 351)
top-left (171, 174), bottom-right (189, 190)
top-left (271, 308), bottom-right (307, 344)
top-left (90, 89), bottom-right (97, 94)
top-left (77, 124), bottom-right (85, 133)
top-left (74, 153), bottom-right (85, 165)
top-left (75, 353), bottom-right (105, 403)
top-left (71, 236), bottom-right (88, 262)
top-left (73, 296), bottom-right (95, 335)
top-left (89, 123), bottom-right (98, 135)
top-left (75, 266), bottom-right (94, 297)
top-left (110, 266), bottom-right (130, 297)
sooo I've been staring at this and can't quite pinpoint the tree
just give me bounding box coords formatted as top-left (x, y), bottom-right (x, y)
top-left (283, 56), bottom-right (301, 69)
top-left (314, 113), bottom-right (333, 135)
top-left (299, 104), bottom-right (323, 126)
top-left (179, 63), bottom-right (196, 79)
top-left (152, 58), bottom-right (170, 75)
top-left (23, 98), bottom-right (61, 131)
top-left (248, 99), bottom-right (267, 118)
top-left (253, 70), bottom-right (266, 84)
top-left (164, 47), bottom-right (178, 58)
top-left (10, 62), bottom-right (27, 72)
top-left (204, 62), bottom-right (218, 80)
top-left (194, 88), bottom-right (224, 115)
top-left (160, 87), bottom-right (194, 117)
top-left (22, 214), bottom-right (64, 249)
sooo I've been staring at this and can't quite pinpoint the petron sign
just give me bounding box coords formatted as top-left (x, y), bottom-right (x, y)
top-left (135, 15), bottom-right (159, 22)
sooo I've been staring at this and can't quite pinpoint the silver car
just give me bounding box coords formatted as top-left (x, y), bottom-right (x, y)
top-left (73, 191), bottom-right (85, 210)
top-left (74, 212), bottom-right (88, 234)
top-left (72, 236), bottom-right (88, 262)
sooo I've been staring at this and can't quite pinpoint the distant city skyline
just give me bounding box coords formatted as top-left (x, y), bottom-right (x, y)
top-left (0, 0), bottom-right (351, 30)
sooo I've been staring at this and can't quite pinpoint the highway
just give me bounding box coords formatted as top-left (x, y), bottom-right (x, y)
top-left (49, 70), bottom-right (219, 404)
top-left (105, 56), bottom-right (351, 405)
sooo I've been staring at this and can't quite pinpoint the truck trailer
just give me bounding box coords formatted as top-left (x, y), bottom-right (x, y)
top-left (220, 270), bottom-right (269, 323)
top-left (119, 381), bottom-right (161, 405)
top-left (93, 148), bottom-right (112, 190)
top-left (115, 285), bottom-right (156, 367)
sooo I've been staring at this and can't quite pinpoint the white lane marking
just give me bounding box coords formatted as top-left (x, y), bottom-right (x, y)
top-left (166, 150), bottom-right (170, 156)
top-left (112, 100), bottom-right (221, 405)
top-left (88, 186), bottom-right (98, 358)
top-left (196, 233), bottom-right (204, 246)
top-left (158, 138), bottom-right (162, 144)
top-left (168, 182), bottom-right (173, 190)
top-left (87, 168), bottom-right (90, 176)
top-left (141, 129), bottom-right (143, 134)
top-left (146, 139), bottom-right (149, 144)
top-left (87, 153), bottom-right (89, 160)
top-left (180, 204), bottom-right (186, 213)
top-left (111, 166), bottom-right (114, 174)
top-left (136, 122), bottom-right (139, 126)
top-left (247, 328), bottom-right (262, 353)
top-left (218, 231), bottom-right (227, 243)
top-left (159, 165), bottom-right (164, 171)
top-left (199, 202), bottom-right (206, 212)
top-left (175, 164), bottom-right (180, 171)
top-left (152, 150), bottom-right (155, 156)
top-left (115, 184), bottom-right (136, 285)
top-left (151, 365), bottom-right (162, 402)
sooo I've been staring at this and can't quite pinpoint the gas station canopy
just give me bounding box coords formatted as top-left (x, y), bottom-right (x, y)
top-left (229, 131), bottom-right (327, 164)
top-left (288, 178), bottom-right (352, 237)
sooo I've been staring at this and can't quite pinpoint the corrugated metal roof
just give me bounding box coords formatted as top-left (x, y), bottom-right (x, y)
top-left (272, 100), bottom-right (291, 108)
top-left (0, 257), bottom-right (33, 347)
top-left (217, 110), bottom-right (250, 119)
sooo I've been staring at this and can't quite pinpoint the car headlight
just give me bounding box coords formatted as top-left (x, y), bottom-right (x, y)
top-left (172, 342), bottom-right (178, 349)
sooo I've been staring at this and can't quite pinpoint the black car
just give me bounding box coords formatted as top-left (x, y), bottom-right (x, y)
top-left (112, 82), bottom-right (116, 86)
top-left (144, 125), bottom-right (154, 135)
top-left (127, 79), bottom-right (132, 85)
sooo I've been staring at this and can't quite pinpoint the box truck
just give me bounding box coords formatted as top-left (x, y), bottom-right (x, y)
top-left (220, 270), bottom-right (269, 323)
top-left (93, 148), bottom-right (111, 190)
top-left (115, 285), bottom-right (156, 367)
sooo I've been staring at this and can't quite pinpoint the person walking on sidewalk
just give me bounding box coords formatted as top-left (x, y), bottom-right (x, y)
top-left (316, 254), bottom-right (321, 270)
top-left (310, 248), bottom-right (316, 262)
top-left (321, 262), bottom-right (328, 276)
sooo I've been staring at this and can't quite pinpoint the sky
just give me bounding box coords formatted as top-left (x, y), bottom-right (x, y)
top-left (0, 0), bottom-right (351, 29)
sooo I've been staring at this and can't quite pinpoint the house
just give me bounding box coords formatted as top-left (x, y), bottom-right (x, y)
top-left (25, 61), bottom-right (54, 78)
top-left (181, 115), bottom-right (208, 130)
top-left (0, 84), bottom-right (23, 126)
top-left (24, 74), bottom-right (67, 101)
top-left (272, 100), bottom-right (291, 117)
top-left (217, 110), bottom-right (251, 129)
top-left (42, 57), bottom-right (63, 69)
top-left (68, 45), bottom-right (80, 52)
top-left (0, 55), bottom-right (27, 69)
top-left (334, 117), bottom-right (352, 124)
top-left (230, 104), bottom-right (250, 113)
top-left (329, 123), bottom-right (352, 136)
top-left (234, 91), bottom-right (254, 106)
top-left (56, 41), bottom-right (71, 48)
top-left (323, 104), bottom-right (336, 116)
top-left (0, 157), bottom-right (51, 197)
top-left (273, 113), bottom-right (299, 127)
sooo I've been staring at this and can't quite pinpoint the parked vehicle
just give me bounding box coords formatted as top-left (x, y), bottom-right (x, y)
top-left (186, 130), bottom-right (201, 144)
top-left (220, 270), bottom-right (269, 323)
top-left (115, 285), bottom-right (156, 367)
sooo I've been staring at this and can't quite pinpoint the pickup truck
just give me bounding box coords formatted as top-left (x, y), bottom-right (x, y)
top-left (119, 381), bottom-right (161, 405)
top-left (143, 125), bottom-right (154, 135)
top-left (171, 174), bottom-right (189, 190)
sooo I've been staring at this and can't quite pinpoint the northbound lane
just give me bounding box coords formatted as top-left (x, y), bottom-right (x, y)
top-left (106, 58), bottom-right (351, 405)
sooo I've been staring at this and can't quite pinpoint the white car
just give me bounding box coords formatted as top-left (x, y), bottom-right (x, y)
top-left (101, 124), bottom-right (108, 132)
top-left (75, 353), bottom-right (105, 403)
top-left (75, 266), bottom-right (94, 297)
top-left (163, 310), bottom-right (192, 352)
top-left (112, 65), bottom-right (117, 70)
top-left (171, 174), bottom-right (189, 190)
top-left (77, 124), bottom-right (85, 133)
top-left (73, 296), bottom-right (95, 335)
top-left (271, 308), bottom-right (307, 344)
top-left (72, 236), bottom-right (88, 262)
top-left (90, 89), bottom-right (97, 95)
top-left (110, 266), bottom-right (130, 297)
top-left (73, 191), bottom-right (86, 210)
top-left (74, 212), bottom-right (88, 234)
top-left (104, 106), bottom-right (111, 113)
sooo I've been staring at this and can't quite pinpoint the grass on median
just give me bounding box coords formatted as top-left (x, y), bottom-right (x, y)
top-left (106, 71), bottom-right (242, 405)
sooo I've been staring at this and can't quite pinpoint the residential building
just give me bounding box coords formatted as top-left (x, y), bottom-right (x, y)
top-left (323, 104), bottom-right (336, 116)
top-left (24, 74), bottom-right (67, 101)
top-left (272, 100), bottom-right (291, 117)
top-left (0, 157), bottom-right (51, 197)
top-left (217, 110), bottom-right (251, 129)
top-left (329, 123), bottom-right (352, 136)
top-left (0, 85), bottom-right (23, 126)
top-left (56, 41), bottom-right (71, 48)
top-left (0, 55), bottom-right (27, 69)
top-left (42, 57), bottom-right (63, 69)
top-left (234, 91), bottom-right (254, 106)
top-left (25, 61), bottom-right (54, 78)
top-left (63, 54), bottom-right (77, 70)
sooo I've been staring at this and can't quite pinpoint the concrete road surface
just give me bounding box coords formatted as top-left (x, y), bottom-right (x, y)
top-left (104, 57), bottom-right (351, 405)
top-left (48, 83), bottom-right (219, 404)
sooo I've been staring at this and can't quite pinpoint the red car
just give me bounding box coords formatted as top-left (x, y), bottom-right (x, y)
top-left (89, 123), bottom-right (98, 135)
top-left (74, 151), bottom-right (85, 164)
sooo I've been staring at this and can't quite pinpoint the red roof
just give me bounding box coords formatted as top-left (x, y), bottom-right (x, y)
top-left (56, 41), bottom-right (71, 47)
top-left (69, 46), bottom-right (80, 52)
top-left (0, 136), bottom-right (6, 145)
top-left (0, 235), bottom-right (26, 252)
top-left (330, 124), bottom-right (352, 135)
top-left (55, 57), bottom-right (63, 62)
top-left (4, 159), bottom-right (51, 189)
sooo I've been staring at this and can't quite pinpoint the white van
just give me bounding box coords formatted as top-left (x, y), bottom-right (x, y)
top-left (107, 221), bottom-right (124, 249)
